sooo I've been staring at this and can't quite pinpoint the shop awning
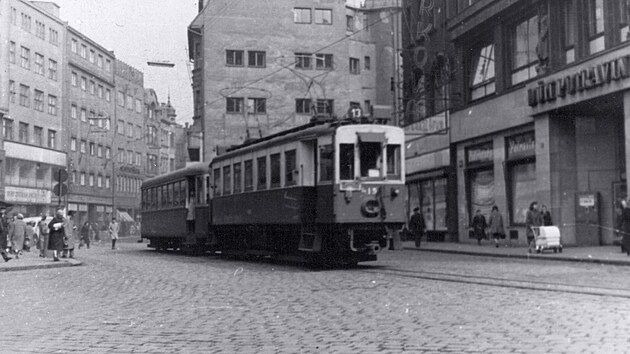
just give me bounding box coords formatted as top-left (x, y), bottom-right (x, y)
top-left (116, 210), bottom-right (134, 222)
top-left (357, 132), bottom-right (386, 143)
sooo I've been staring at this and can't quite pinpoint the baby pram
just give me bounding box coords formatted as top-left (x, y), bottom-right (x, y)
top-left (530, 226), bottom-right (563, 254)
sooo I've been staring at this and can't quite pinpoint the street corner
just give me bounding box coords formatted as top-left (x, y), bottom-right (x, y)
top-left (0, 252), bottom-right (82, 272)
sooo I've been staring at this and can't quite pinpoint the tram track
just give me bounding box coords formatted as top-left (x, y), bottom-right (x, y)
top-left (360, 267), bottom-right (630, 299)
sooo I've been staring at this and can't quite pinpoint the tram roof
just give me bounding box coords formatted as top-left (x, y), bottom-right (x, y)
top-left (141, 162), bottom-right (208, 189)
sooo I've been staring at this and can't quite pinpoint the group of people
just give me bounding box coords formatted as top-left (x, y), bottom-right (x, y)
top-left (1, 207), bottom-right (122, 262)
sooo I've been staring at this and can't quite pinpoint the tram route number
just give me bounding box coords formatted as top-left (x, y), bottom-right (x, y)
top-left (361, 186), bottom-right (378, 195)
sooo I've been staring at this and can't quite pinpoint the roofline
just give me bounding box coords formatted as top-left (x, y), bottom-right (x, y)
top-left (141, 162), bottom-right (208, 189)
top-left (67, 26), bottom-right (115, 57)
top-left (21, 0), bottom-right (67, 26)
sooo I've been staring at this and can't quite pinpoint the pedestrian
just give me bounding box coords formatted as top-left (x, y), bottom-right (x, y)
top-left (62, 211), bottom-right (77, 258)
top-left (471, 209), bottom-right (487, 246)
top-left (0, 207), bottom-right (11, 262)
top-left (541, 204), bottom-right (553, 226)
top-left (48, 208), bottom-right (66, 262)
top-left (488, 205), bottom-right (506, 248)
top-left (186, 192), bottom-right (196, 235)
top-left (79, 221), bottom-right (92, 249)
top-left (38, 214), bottom-right (50, 258)
top-left (9, 213), bottom-right (27, 259)
top-left (109, 217), bottom-right (119, 250)
top-left (409, 207), bottom-right (426, 248)
top-left (526, 201), bottom-right (543, 253)
top-left (93, 221), bottom-right (101, 243)
top-left (24, 221), bottom-right (35, 252)
top-left (620, 199), bottom-right (630, 256)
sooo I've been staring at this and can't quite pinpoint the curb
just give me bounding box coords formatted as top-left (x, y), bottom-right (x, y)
top-left (0, 258), bottom-right (82, 272)
top-left (406, 247), bottom-right (630, 267)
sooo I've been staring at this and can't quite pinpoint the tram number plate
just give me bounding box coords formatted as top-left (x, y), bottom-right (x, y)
top-left (361, 187), bottom-right (378, 195)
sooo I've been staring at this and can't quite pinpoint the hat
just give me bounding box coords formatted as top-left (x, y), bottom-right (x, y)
top-left (17, 213), bottom-right (23, 219)
top-left (413, 207), bottom-right (420, 212)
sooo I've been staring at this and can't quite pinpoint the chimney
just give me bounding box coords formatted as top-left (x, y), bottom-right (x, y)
top-left (198, 0), bottom-right (204, 13)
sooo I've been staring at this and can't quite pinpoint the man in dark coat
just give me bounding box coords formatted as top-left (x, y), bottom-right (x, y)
top-left (48, 208), bottom-right (66, 262)
top-left (410, 207), bottom-right (426, 248)
top-left (0, 207), bottom-right (11, 262)
top-left (471, 209), bottom-right (487, 246)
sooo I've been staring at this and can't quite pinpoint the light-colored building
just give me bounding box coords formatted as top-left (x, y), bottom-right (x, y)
top-left (0, 0), bottom-right (67, 216)
top-left (145, 89), bottom-right (187, 176)
top-left (187, 0), bottom-right (402, 160)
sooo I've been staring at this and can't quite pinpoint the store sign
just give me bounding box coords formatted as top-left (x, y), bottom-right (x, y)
top-left (5, 186), bottom-right (51, 204)
top-left (466, 143), bottom-right (493, 165)
top-left (507, 132), bottom-right (535, 160)
top-left (528, 55), bottom-right (630, 107)
top-left (579, 195), bottom-right (596, 207)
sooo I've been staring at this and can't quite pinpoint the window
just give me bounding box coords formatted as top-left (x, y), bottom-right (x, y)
top-left (89, 173), bottom-right (95, 187)
top-left (294, 8), bottom-right (311, 23)
top-left (386, 145), bottom-right (401, 179)
top-left (35, 53), bottom-right (44, 75)
top-left (47, 130), bottom-right (56, 148)
top-left (244, 160), bottom-right (253, 191)
top-left (9, 81), bottom-right (15, 103)
top-left (47, 95), bottom-right (57, 115)
top-left (619, 0), bottom-right (629, 42)
top-left (248, 51), bottom-right (266, 67)
top-left (90, 142), bottom-right (95, 156)
top-left (226, 97), bottom-right (244, 113)
top-left (470, 43), bottom-right (495, 100)
top-left (71, 137), bottom-right (77, 151)
top-left (588, 0), bottom-right (605, 53)
top-left (80, 140), bottom-right (87, 153)
top-left (563, 0), bottom-right (577, 63)
top-left (349, 57), bottom-right (360, 74)
top-left (512, 16), bottom-right (539, 85)
top-left (339, 144), bottom-right (355, 180)
top-left (97, 55), bottom-right (104, 68)
top-left (126, 94), bottom-right (133, 110)
top-left (89, 49), bottom-right (95, 63)
top-left (315, 54), bottom-right (333, 70)
top-left (508, 162), bottom-right (536, 224)
top-left (468, 168), bottom-right (495, 223)
top-left (80, 44), bottom-right (87, 59)
top-left (20, 46), bottom-right (30, 69)
top-left (213, 168), bottom-right (221, 196)
top-left (18, 122), bottom-right (28, 143)
top-left (316, 99), bottom-right (334, 115)
top-left (71, 39), bottom-right (78, 53)
top-left (135, 99), bottom-right (142, 113)
top-left (105, 176), bottom-right (111, 189)
top-left (34, 126), bottom-right (43, 146)
top-left (294, 53), bottom-right (312, 69)
top-left (105, 147), bottom-right (111, 159)
top-left (80, 172), bottom-right (86, 186)
top-left (71, 104), bottom-right (77, 119)
top-left (3, 119), bottom-right (13, 140)
top-left (233, 163), bottom-right (242, 193)
top-left (270, 153), bottom-right (281, 188)
top-left (314, 8), bottom-right (332, 24)
top-left (21, 13), bottom-right (31, 32)
top-left (295, 99), bottom-right (312, 114)
top-left (127, 122), bottom-right (134, 137)
top-left (90, 81), bottom-right (95, 95)
top-left (81, 77), bottom-right (87, 91)
top-left (247, 98), bottom-right (266, 114)
top-left (36, 21), bottom-right (46, 39)
top-left (223, 165), bottom-right (232, 195)
top-left (34, 90), bottom-right (44, 111)
top-left (319, 144), bottom-right (333, 182)
top-left (257, 156), bottom-right (267, 190)
top-left (49, 29), bottom-right (58, 45)
top-left (97, 175), bottom-right (103, 188)
top-left (364, 56), bottom-right (371, 70)
top-left (71, 72), bottom-right (78, 86)
top-left (226, 50), bottom-right (244, 66)
top-left (117, 120), bottom-right (125, 135)
top-left (359, 142), bottom-right (382, 178)
top-left (48, 59), bottom-right (58, 80)
top-left (9, 42), bottom-right (15, 64)
top-left (105, 89), bottom-right (111, 102)
top-left (285, 150), bottom-right (297, 186)
top-left (80, 108), bottom-right (87, 122)
top-left (98, 85), bottom-right (104, 98)
top-left (11, 8), bottom-right (17, 25)
top-left (346, 15), bottom-right (354, 31)
top-left (105, 59), bottom-right (112, 72)
top-left (19, 84), bottom-right (30, 107)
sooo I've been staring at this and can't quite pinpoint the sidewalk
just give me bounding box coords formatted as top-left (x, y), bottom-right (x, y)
top-left (403, 241), bottom-right (630, 266)
top-left (0, 248), bottom-right (82, 272)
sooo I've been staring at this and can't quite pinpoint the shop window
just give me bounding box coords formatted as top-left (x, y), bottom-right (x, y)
top-left (386, 145), bottom-right (401, 180)
top-left (588, 0), bottom-right (606, 54)
top-left (257, 156), bottom-right (267, 190)
top-left (319, 144), bottom-right (333, 182)
top-left (359, 142), bottom-right (382, 178)
top-left (508, 161), bottom-right (537, 225)
top-left (244, 160), bottom-right (253, 191)
top-left (270, 153), bottom-right (281, 188)
top-left (339, 144), bottom-right (355, 180)
top-left (470, 43), bottom-right (495, 100)
top-left (233, 163), bottom-right (242, 193)
top-left (285, 150), bottom-right (297, 186)
top-left (512, 15), bottom-right (539, 85)
top-left (223, 165), bottom-right (231, 195)
top-left (563, 0), bottom-right (577, 64)
top-left (468, 168), bottom-right (495, 224)
top-left (213, 168), bottom-right (221, 196)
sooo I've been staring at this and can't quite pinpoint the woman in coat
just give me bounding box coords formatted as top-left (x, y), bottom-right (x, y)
top-left (9, 214), bottom-right (27, 258)
top-left (471, 209), bottom-right (487, 246)
top-left (109, 217), bottom-right (119, 250)
top-left (620, 199), bottom-right (630, 256)
top-left (48, 209), bottom-right (66, 262)
top-left (488, 205), bottom-right (506, 248)
top-left (62, 211), bottom-right (77, 258)
top-left (526, 201), bottom-right (543, 253)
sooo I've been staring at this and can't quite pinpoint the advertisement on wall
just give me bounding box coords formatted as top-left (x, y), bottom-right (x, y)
top-left (4, 186), bottom-right (52, 204)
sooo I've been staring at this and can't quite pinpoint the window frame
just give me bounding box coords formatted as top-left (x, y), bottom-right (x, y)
top-left (248, 51), bottom-right (266, 68)
top-left (314, 8), bottom-right (333, 25)
top-left (293, 7), bottom-right (312, 24)
top-left (226, 49), bottom-right (244, 66)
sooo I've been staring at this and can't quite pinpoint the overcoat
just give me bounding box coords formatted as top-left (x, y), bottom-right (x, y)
top-left (9, 219), bottom-right (27, 252)
top-left (48, 215), bottom-right (66, 252)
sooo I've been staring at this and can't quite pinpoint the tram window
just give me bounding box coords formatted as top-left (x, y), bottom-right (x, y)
top-left (167, 183), bottom-right (173, 208)
top-left (233, 163), bottom-right (242, 193)
top-left (386, 144), bottom-right (401, 179)
top-left (179, 181), bottom-right (187, 205)
top-left (196, 176), bottom-right (204, 204)
top-left (213, 168), bottom-right (221, 196)
top-left (257, 156), bottom-right (267, 190)
top-left (285, 150), bottom-right (297, 186)
top-left (153, 188), bottom-right (158, 209)
top-left (319, 144), bottom-right (333, 182)
top-left (173, 182), bottom-right (180, 206)
top-left (270, 153), bottom-right (281, 188)
top-left (339, 144), bottom-right (355, 180)
top-left (161, 185), bottom-right (167, 209)
top-left (359, 142), bottom-right (382, 178)
top-left (244, 160), bottom-right (253, 191)
top-left (223, 165), bottom-right (232, 195)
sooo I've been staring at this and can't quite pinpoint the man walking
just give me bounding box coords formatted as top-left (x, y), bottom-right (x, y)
top-left (109, 217), bottom-right (119, 250)
top-left (410, 207), bottom-right (426, 248)
top-left (38, 214), bottom-right (50, 258)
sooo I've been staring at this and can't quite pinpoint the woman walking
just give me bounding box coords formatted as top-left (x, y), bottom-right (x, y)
top-left (526, 201), bottom-right (543, 253)
top-left (9, 214), bottom-right (27, 259)
top-left (471, 209), bottom-right (487, 246)
top-left (48, 209), bottom-right (66, 262)
top-left (488, 206), bottom-right (506, 248)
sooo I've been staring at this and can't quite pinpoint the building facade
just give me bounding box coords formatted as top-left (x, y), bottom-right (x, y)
top-left (404, 0), bottom-right (630, 246)
top-left (145, 89), bottom-right (186, 177)
top-left (188, 0), bottom-right (402, 160)
top-left (0, 0), bottom-right (66, 216)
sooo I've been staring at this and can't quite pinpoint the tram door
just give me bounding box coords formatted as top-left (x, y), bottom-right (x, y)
top-left (185, 177), bottom-right (196, 243)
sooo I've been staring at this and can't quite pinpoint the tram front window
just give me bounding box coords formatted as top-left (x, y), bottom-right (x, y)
top-left (359, 142), bottom-right (382, 178)
top-left (339, 144), bottom-right (354, 180)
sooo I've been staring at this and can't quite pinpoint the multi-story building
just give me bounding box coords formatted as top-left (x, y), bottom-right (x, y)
top-left (188, 0), bottom-right (402, 160)
top-left (0, 0), bottom-right (66, 216)
top-left (64, 25), bottom-right (116, 227)
top-left (405, 0), bottom-right (630, 246)
top-left (145, 89), bottom-right (186, 176)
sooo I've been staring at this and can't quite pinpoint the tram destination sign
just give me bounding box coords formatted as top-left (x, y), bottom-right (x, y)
top-left (528, 54), bottom-right (630, 107)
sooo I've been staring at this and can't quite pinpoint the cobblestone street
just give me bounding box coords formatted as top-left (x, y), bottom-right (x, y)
top-left (1, 240), bottom-right (629, 353)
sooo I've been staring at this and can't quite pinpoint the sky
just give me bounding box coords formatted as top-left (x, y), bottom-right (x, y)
top-left (52, 0), bottom-right (200, 125)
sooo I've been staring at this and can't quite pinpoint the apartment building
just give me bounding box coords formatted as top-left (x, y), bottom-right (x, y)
top-left (145, 89), bottom-right (186, 177)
